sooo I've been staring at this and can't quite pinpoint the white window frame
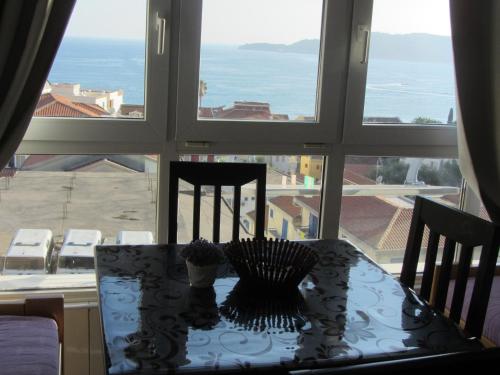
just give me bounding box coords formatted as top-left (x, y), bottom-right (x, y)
top-left (21, 0), bottom-right (170, 152)
top-left (174, 0), bottom-right (351, 144)
top-left (342, 0), bottom-right (458, 147)
top-left (2, 0), bottom-right (471, 294)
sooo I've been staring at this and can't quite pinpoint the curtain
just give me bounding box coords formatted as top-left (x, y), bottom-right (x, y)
top-left (0, 0), bottom-right (75, 170)
top-left (450, 0), bottom-right (500, 222)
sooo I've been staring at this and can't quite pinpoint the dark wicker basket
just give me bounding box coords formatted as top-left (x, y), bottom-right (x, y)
top-left (223, 238), bottom-right (319, 290)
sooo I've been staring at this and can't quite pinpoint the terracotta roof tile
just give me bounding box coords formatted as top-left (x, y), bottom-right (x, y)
top-left (340, 196), bottom-right (397, 248)
top-left (294, 196), bottom-right (321, 214)
top-left (35, 93), bottom-right (108, 118)
top-left (269, 196), bottom-right (301, 218)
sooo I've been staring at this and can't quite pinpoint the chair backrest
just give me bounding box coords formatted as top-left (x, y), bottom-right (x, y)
top-left (168, 161), bottom-right (266, 244)
top-left (400, 196), bottom-right (500, 338)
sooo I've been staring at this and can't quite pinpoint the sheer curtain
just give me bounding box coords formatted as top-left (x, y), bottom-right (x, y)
top-left (0, 0), bottom-right (75, 170)
top-left (450, 0), bottom-right (500, 222)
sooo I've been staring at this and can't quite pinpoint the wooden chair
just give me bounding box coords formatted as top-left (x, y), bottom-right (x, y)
top-left (400, 196), bottom-right (500, 339)
top-left (168, 161), bottom-right (266, 243)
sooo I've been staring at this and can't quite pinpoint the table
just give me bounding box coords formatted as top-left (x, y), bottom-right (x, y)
top-left (95, 240), bottom-right (481, 374)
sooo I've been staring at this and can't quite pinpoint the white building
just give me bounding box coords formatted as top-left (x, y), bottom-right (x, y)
top-left (46, 82), bottom-right (123, 114)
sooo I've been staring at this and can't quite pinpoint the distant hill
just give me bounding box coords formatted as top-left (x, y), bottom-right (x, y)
top-left (239, 33), bottom-right (453, 63)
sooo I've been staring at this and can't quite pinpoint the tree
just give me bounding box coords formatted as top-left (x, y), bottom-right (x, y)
top-left (418, 160), bottom-right (462, 187)
top-left (369, 158), bottom-right (409, 184)
top-left (412, 116), bottom-right (442, 125)
top-left (198, 80), bottom-right (207, 107)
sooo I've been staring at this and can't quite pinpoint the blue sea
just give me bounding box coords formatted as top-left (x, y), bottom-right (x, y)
top-left (48, 38), bottom-right (456, 123)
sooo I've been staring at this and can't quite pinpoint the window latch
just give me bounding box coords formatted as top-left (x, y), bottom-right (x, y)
top-left (156, 12), bottom-right (166, 55)
top-left (358, 25), bottom-right (371, 64)
top-left (303, 143), bottom-right (328, 149)
top-left (185, 141), bottom-right (211, 149)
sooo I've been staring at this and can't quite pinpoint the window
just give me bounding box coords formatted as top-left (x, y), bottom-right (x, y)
top-left (4, 0), bottom-right (464, 295)
top-left (25, 0), bottom-right (169, 146)
top-left (176, 0), bottom-right (351, 143)
top-left (340, 156), bottom-right (462, 273)
top-left (0, 154), bottom-right (158, 290)
top-left (343, 0), bottom-right (458, 146)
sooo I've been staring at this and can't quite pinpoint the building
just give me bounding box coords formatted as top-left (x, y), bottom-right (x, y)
top-left (35, 93), bottom-right (109, 117)
top-left (199, 101), bottom-right (289, 120)
top-left (45, 82), bottom-right (123, 114)
top-left (300, 155), bottom-right (323, 181)
top-left (119, 104), bottom-right (144, 118)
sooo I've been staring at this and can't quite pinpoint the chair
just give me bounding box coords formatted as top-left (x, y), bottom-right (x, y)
top-left (0, 295), bottom-right (64, 375)
top-left (400, 196), bottom-right (500, 339)
top-left (168, 161), bottom-right (266, 243)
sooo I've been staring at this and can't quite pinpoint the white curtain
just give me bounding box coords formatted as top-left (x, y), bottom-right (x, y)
top-left (450, 0), bottom-right (500, 223)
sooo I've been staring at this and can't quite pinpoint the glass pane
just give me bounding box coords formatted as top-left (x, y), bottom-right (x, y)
top-left (340, 156), bottom-right (463, 274)
top-left (36, 0), bottom-right (147, 119)
top-left (198, 0), bottom-right (323, 122)
top-left (178, 155), bottom-right (324, 243)
top-left (364, 0), bottom-right (456, 126)
top-left (0, 154), bottom-right (157, 288)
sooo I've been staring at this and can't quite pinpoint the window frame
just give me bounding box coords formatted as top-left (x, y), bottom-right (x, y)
top-left (4, 0), bottom-right (473, 294)
top-left (174, 0), bottom-right (352, 144)
top-left (23, 0), bottom-right (170, 149)
top-left (342, 0), bottom-right (458, 147)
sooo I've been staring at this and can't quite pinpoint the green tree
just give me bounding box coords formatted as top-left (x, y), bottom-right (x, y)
top-left (412, 117), bottom-right (442, 125)
top-left (369, 158), bottom-right (409, 184)
top-left (418, 160), bottom-right (462, 187)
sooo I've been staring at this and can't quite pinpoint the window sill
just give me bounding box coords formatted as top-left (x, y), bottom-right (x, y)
top-left (0, 274), bottom-right (97, 301)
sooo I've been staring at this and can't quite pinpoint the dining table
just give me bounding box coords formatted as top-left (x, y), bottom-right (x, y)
top-left (95, 239), bottom-right (482, 374)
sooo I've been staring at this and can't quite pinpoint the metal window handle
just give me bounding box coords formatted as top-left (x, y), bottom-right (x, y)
top-left (358, 25), bottom-right (371, 64)
top-left (156, 12), bottom-right (166, 55)
top-left (185, 141), bottom-right (211, 148)
top-left (303, 143), bottom-right (328, 149)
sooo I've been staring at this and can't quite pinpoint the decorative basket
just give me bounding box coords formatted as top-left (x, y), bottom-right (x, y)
top-left (223, 238), bottom-right (319, 290)
top-left (220, 282), bottom-right (307, 332)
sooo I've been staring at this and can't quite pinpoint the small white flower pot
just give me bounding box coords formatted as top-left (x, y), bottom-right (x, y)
top-left (186, 260), bottom-right (218, 288)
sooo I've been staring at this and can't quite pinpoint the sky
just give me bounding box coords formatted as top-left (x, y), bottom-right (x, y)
top-left (65, 0), bottom-right (451, 43)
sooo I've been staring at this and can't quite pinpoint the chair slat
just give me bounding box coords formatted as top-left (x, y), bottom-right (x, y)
top-left (213, 185), bottom-right (221, 243)
top-left (449, 246), bottom-right (473, 323)
top-left (433, 238), bottom-right (456, 312)
top-left (232, 185), bottom-right (241, 241)
top-left (400, 197), bottom-right (425, 288)
top-left (255, 171), bottom-right (267, 239)
top-left (193, 185), bottom-right (201, 240)
top-left (168, 176), bottom-right (179, 243)
top-left (465, 231), bottom-right (500, 338)
top-left (420, 230), bottom-right (440, 301)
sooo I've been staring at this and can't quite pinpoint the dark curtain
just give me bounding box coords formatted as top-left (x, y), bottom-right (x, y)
top-left (450, 0), bottom-right (500, 222)
top-left (0, 0), bottom-right (76, 170)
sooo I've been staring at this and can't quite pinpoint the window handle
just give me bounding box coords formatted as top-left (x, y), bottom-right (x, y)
top-left (303, 143), bottom-right (328, 149)
top-left (156, 12), bottom-right (166, 55)
top-left (185, 141), bottom-right (211, 149)
top-left (358, 25), bottom-right (371, 64)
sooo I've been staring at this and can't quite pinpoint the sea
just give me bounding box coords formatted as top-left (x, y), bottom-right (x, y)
top-left (48, 37), bottom-right (456, 123)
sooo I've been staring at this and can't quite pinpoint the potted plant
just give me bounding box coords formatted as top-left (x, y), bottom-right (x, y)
top-left (181, 239), bottom-right (224, 288)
